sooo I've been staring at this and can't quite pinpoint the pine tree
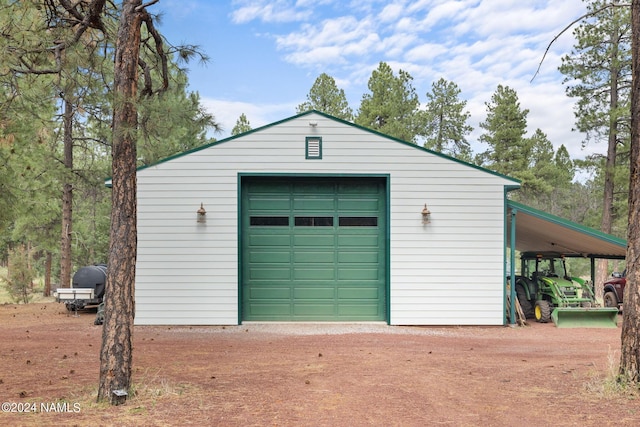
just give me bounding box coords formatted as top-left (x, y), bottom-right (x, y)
top-left (560, 0), bottom-right (632, 293)
top-left (422, 78), bottom-right (473, 161)
top-left (476, 85), bottom-right (530, 176)
top-left (355, 62), bottom-right (422, 142)
top-left (297, 73), bottom-right (353, 121)
top-left (232, 113), bottom-right (252, 135)
top-left (137, 67), bottom-right (219, 165)
top-left (621, 0), bottom-right (640, 386)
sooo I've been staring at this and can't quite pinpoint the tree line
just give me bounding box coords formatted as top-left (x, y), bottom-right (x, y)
top-left (0, 0), bottom-right (219, 297)
top-left (1, 1), bottom-right (631, 294)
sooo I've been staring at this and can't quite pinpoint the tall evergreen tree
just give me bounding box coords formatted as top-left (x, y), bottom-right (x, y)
top-left (513, 130), bottom-right (575, 208)
top-left (0, 1), bottom-right (217, 284)
top-left (137, 67), bottom-right (219, 165)
top-left (476, 85), bottom-right (530, 176)
top-left (422, 78), bottom-right (473, 161)
top-left (621, 0), bottom-right (640, 386)
top-left (542, 145), bottom-right (581, 218)
top-left (355, 62), bottom-right (422, 142)
top-left (0, 0), bottom-right (118, 287)
top-left (297, 73), bottom-right (353, 121)
top-left (559, 0), bottom-right (632, 293)
top-left (232, 113), bottom-right (252, 135)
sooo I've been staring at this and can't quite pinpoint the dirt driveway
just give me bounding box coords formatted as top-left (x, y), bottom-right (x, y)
top-left (0, 303), bottom-right (638, 426)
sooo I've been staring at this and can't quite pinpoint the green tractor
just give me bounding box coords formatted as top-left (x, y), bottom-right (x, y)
top-left (514, 252), bottom-right (618, 328)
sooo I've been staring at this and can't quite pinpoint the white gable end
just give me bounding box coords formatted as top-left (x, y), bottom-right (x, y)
top-left (134, 112), bottom-right (518, 325)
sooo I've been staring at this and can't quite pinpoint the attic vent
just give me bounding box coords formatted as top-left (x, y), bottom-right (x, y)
top-left (306, 136), bottom-right (322, 159)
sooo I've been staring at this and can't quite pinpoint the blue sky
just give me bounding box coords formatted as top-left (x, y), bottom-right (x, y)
top-left (155, 0), bottom-right (594, 165)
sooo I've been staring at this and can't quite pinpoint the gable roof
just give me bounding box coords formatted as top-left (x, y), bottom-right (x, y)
top-left (507, 200), bottom-right (626, 259)
top-left (106, 110), bottom-right (520, 186)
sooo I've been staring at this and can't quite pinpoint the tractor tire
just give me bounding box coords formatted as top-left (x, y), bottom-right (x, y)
top-left (515, 284), bottom-right (534, 319)
top-left (534, 300), bottom-right (552, 323)
top-left (604, 291), bottom-right (619, 309)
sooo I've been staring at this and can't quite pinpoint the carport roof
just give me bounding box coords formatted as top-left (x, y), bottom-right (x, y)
top-left (506, 200), bottom-right (626, 259)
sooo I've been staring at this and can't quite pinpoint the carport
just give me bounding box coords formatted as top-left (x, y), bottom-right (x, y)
top-left (505, 200), bottom-right (627, 324)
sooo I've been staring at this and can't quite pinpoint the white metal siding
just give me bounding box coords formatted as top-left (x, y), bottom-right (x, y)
top-left (134, 112), bottom-right (517, 325)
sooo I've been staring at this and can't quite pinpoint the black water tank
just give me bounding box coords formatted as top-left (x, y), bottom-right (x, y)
top-left (72, 264), bottom-right (107, 299)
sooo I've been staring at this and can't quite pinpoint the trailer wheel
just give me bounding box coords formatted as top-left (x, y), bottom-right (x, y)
top-left (515, 284), bottom-right (534, 318)
top-left (534, 300), bottom-right (552, 323)
top-left (603, 291), bottom-right (619, 309)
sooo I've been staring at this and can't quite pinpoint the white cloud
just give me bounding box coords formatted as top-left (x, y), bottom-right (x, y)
top-left (230, 0), bottom-right (312, 23)
top-left (275, 16), bottom-right (379, 57)
top-left (419, 0), bottom-right (468, 28)
top-left (405, 42), bottom-right (449, 62)
top-left (378, 2), bottom-right (406, 23)
top-left (201, 97), bottom-right (297, 139)
top-left (225, 0), bottom-right (601, 163)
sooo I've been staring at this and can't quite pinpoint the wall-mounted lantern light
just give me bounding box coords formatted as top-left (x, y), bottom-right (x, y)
top-left (197, 203), bottom-right (207, 224)
top-left (421, 204), bottom-right (431, 224)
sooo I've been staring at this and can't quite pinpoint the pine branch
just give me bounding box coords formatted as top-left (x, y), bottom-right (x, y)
top-left (532, 2), bottom-right (631, 83)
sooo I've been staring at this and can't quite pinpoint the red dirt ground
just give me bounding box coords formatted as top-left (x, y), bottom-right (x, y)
top-left (0, 302), bottom-right (638, 426)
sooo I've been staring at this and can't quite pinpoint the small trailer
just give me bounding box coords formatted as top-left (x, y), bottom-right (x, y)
top-left (55, 264), bottom-right (106, 312)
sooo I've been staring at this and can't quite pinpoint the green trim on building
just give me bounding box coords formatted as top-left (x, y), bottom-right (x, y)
top-left (305, 136), bottom-right (323, 159)
top-left (238, 173), bottom-right (390, 323)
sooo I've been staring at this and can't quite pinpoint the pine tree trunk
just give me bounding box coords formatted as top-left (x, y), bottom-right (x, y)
top-left (97, 0), bottom-right (142, 404)
top-left (620, 0), bottom-right (640, 384)
top-left (44, 252), bottom-right (52, 297)
top-left (597, 28), bottom-right (623, 302)
top-left (60, 97), bottom-right (73, 288)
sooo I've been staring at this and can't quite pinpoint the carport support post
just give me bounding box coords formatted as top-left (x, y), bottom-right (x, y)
top-left (509, 209), bottom-right (517, 325)
top-left (590, 257), bottom-right (596, 295)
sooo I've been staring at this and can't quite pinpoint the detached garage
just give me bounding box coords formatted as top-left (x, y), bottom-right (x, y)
top-left (132, 110), bottom-right (520, 326)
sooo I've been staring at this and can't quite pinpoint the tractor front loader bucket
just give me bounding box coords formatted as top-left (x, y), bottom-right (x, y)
top-left (551, 307), bottom-right (619, 328)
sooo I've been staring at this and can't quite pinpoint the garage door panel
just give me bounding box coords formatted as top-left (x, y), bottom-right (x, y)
top-left (293, 251), bottom-right (335, 263)
top-left (337, 304), bottom-right (381, 316)
top-left (249, 234), bottom-right (291, 247)
top-left (338, 268), bottom-right (379, 280)
top-left (293, 181), bottom-right (334, 192)
top-left (338, 251), bottom-right (378, 263)
top-left (337, 287), bottom-right (379, 299)
top-left (293, 198), bottom-right (336, 210)
top-left (249, 250), bottom-right (291, 263)
top-left (249, 197), bottom-right (291, 210)
top-left (249, 303), bottom-right (292, 316)
top-left (338, 199), bottom-right (380, 210)
top-left (249, 268), bottom-right (291, 280)
top-left (337, 235), bottom-right (379, 246)
top-left (293, 234), bottom-right (334, 246)
top-left (294, 287), bottom-right (335, 299)
top-left (294, 267), bottom-right (335, 280)
top-left (293, 304), bottom-right (335, 316)
top-left (338, 182), bottom-right (379, 194)
top-left (249, 287), bottom-right (291, 299)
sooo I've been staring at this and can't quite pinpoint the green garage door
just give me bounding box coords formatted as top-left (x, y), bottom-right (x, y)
top-left (241, 177), bottom-right (386, 321)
